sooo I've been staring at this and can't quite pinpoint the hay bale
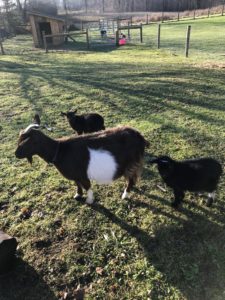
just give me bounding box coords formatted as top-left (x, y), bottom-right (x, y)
top-left (0, 231), bottom-right (17, 274)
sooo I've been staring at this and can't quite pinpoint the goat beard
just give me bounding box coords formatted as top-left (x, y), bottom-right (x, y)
top-left (27, 156), bottom-right (33, 164)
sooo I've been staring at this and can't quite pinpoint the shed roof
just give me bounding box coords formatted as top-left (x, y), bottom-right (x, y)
top-left (28, 11), bottom-right (65, 22)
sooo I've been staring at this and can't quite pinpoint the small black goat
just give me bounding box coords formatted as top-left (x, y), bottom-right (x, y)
top-left (15, 124), bottom-right (148, 204)
top-left (150, 156), bottom-right (222, 208)
top-left (61, 110), bottom-right (105, 135)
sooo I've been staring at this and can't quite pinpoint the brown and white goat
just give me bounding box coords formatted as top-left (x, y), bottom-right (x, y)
top-left (15, 125), bottom-right (149, 204)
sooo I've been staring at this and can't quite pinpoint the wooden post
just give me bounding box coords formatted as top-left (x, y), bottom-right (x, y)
top-left (0, 32), bottom-right (5, 55)
top-left (193, 10), bottom-right (196, 20)
top-left (116, 30), bottom-right (119, 46)
top-left (140, 24), bottom-right (143, 43)
top-left (161, 0), bottom-right (164, 23)
top-left (131, 16), bottom-right (133, 25)
top-left (222, 2), bottom-right (225, 16)
top-left (177, 2), bottom-right (180, 21)
top-left (81, 21), bottom-right (83, 30)
top-left (86, 28), bottom-right (90, 49)
top-left (0, 40), bottom-right (4, 55)
top-left (185, 25), bottom-right (191, 58)
top-left (42, 31), bottom-right (48, 53)
top-left (157, 24), bottom-right (161, 49)
top-left (117, 19), bottom-right (120, 30)
top-left (128, 22), bottom-right (131, 40)
top-left (146, 14), bottom-right (149, 25)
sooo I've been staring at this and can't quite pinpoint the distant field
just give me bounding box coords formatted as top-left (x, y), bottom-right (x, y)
top-left (0, 16), bottom-right (224, 300)
top-left (2, 15), bottom-right (225, 59)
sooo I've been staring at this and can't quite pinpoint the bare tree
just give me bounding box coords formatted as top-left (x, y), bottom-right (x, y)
top-left (84, 0), bottom-right (87, 13)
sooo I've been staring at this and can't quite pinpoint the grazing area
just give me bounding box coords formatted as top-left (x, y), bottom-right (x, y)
top-left (0, 16), bottom-right (225, 300)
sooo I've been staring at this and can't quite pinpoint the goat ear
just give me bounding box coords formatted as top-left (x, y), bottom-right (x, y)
top-left (73, 109), bottom-right (77, 114)
top-left (18, 134), bottom-right (30, 145)
top-left (33, 114), bottom-right (41, 125)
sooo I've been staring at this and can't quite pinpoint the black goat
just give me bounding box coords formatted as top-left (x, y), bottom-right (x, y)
top-left (61, 110), bottom-right (105, 135)
top-left (15, 124), bottom-right (148, 204)
top-left (33, 114), bottom-right (41, 125)
top-left (150, 156), bottom-right (223, 208)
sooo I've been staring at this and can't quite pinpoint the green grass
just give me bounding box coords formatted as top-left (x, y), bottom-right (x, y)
top-left (0, 16), bottom-right (225, 300)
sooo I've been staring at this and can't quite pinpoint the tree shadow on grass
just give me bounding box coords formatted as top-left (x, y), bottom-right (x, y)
top-left (91, 200), bottom-right (225, 300)
top-left (0, 258), bottom-right (57, 300)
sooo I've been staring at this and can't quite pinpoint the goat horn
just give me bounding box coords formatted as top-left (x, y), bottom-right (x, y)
top-left (20, 123), bottom-right (40, 135)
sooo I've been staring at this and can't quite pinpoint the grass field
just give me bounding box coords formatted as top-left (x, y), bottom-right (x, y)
top-left (0, 16), bottom-right (225, 300)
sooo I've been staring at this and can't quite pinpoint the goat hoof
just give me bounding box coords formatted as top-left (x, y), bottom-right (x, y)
top-left (206, 198), bottom-right (213, 207)
top-left (171, 201), bottom-right (180, 209)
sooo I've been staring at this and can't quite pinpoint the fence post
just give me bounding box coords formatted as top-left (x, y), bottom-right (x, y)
top-left (177, 2), bottom-right (180, 21)
top-left (117, 19), bottom-right (120, 30)
top-left (0, 41), bottom-right (4, 55)
top-left (208, 7), bottom-right (210, 18)
top-left (185, 25), bottom-right (191, 58)
top-left (157, 24), bottom-right (161, 49)
top-left (0, 33), bottom-right (4, 55)
top-left (86, 28), bottom-right (90, 49)
top-left (42, 31), bottom-right (48, 53)
top-left (193, 10), bottom-right (196, 20)
top-left (128, 22), bottom-right (131, 40)
top-left (140, 24), bottom-right (143, 43)
top-left (222, 3), bottom-right (225, 16)
top-left (116, 30), bottom-right (119, 46)
top-left (146, 14), bottom-right (149, 25)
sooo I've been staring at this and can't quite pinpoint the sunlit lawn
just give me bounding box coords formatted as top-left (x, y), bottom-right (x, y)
top-left (0, 16), bottom-right (224, 300)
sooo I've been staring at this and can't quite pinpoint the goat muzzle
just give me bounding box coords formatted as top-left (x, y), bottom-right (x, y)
top-left (15, 148), bottom-right (33, 164)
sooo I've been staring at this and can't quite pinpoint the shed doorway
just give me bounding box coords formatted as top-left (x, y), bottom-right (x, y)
top-left (39, 22), bottom-right (52, 44)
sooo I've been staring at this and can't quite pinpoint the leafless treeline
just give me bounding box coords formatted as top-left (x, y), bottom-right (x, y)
top-left (0, 0), bottom-right (224, 35)
top-left (65, 0), bottom-right (225, 13)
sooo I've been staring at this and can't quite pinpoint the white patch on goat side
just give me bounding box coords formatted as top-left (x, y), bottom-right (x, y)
top-left (208, 192), bottom-right (216, 200)
top-left (86, 189), bottom-right (94, 204)
top-left (122, 189), bottom-right (129, 200)
top-left (87, 148), bottom-right (117, 184)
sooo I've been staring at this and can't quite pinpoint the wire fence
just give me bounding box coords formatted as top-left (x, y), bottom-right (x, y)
top-left (1, 13), bottom-right (225, 58)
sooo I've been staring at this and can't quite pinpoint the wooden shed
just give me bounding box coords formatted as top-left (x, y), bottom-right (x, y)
top-left (29, 12), bottom-right (65, 48)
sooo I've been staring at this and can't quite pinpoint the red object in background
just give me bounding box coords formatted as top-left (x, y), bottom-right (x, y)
top-left (119, 38), bottom-right (126, 45)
